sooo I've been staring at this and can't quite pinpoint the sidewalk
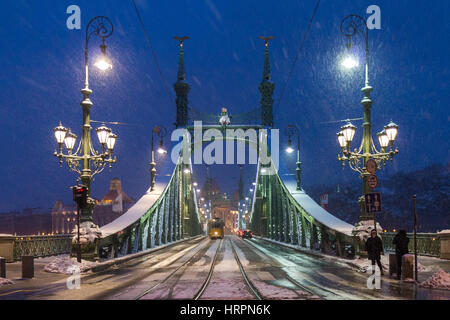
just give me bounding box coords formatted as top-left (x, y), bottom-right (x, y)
top-left (256, 237), bottom-right (450, 283)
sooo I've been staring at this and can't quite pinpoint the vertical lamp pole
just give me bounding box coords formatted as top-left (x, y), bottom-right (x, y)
top-left (150, 126), bottom-right (167, 191)
top-left (53, 16), bottom-right (117, 260)
top-left (337, 15), bottom-right (398, 230)
top-left (413, 194), bottom-right (418, 282)
top-left (285, 124), bottom-right (301, 190)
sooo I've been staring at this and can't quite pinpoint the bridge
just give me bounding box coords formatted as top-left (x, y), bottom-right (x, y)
top-left (93, 39), bottom-right (356, 261)
top-left (0, 38), bottom-right (448, 301)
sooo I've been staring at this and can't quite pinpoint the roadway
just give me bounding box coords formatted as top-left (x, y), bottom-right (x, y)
top-left (0, 235), bottom-right (449, 300)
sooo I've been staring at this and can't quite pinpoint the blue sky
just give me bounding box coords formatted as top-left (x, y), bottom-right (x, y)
top-left (0, 0), bottom-right (448, 211)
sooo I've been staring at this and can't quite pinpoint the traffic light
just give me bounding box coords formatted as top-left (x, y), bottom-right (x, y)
top-left (72, 185), bottom-right (88, 209)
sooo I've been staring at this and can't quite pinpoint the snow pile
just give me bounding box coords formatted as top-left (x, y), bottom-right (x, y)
top-left (352, 220), bottom-right (383, 241)
top-left (0, 277), bottom-right (14, 287)
top-left (353, 255), bottom-right (389, 273)
top-left (44, 255), bottom-right (97, 274)
top-left (352, 254), bottom-right (430, 274)
top-left (421, 270), bottom-right (450, 290)
top-left (72, 221), bottom-right (102, 244)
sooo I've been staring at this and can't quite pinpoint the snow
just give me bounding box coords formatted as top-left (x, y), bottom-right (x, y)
top-left (282, 178), bottom-right (354, 235)
top-left (421, 270), bottom-right (450, 290)
top-left (252, 279), bottom-right (319, 300)
top-left (100, 175), bottom-right (171, 237)
top-left (351, 254), bottom-right (430, 274)
top-left (0, 277), bottom-right (14, 287)
top-left (72, 221), bottom-right (102, 243)
top-left (438, 230), bottom-right (450, 234)
top-left (43, 254), bottom-right (98, 274)
top-left (352, 220), bottom-right (383, 242)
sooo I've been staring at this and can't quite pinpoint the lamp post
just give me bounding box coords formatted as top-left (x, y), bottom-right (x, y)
top-left (150, 126), bottom-right (167, 191)
top-left (336, 14), bottom-right (399, 226)
top-left (53, 16), bottom-right (116, 259)
top-left (285, 124), bottom-right (302, 190)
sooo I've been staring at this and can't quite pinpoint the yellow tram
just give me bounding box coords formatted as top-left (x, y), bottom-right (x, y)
top-left (208, 217), bottom-right (224, 239)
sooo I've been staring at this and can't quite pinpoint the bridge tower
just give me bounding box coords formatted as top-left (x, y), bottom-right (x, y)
top-left (259, 36), bottom-right (275, 127)
top-left (174, 36), bottom-right (190, 128)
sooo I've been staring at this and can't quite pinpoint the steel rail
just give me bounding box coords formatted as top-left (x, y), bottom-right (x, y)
top-left (243, 238), bottom-right (323, 299)
top-left (134, 238), bottom-right (213, 300)
top-left (229, 238), bottom-right (263, 300)
top-left (193, 238), bottom-right (223, 300)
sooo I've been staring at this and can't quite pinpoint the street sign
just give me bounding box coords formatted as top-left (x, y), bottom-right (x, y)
top-left (365, 192), bottom-right (382, 214)
top-left (367, 174), bottom-right (378, 189)
top-left (366, 159), bottom-right (377, 174)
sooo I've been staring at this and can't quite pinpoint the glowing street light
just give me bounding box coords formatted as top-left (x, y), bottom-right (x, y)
top-left (150, 125), bottom-right (167, 191)
top-left (341, 55), bottom-right (359, 69)
top-left (336, 14), bottom-right (399, 224)
top-left (52, 16), bottom-right (116, 262)
top-left (377, 130), bottom-right (389, 150)
top-left (94, 43), bottom-right (112, 71)
top-left (64, 130), bottom-right (77, 152)
top-left (285, 124), bottom-right (302, 190)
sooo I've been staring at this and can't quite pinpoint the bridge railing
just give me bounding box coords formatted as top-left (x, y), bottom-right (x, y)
top-left (97, 153), bottom-right (203, 259)
top-left (250, 157), bottom-right (356, 257)
top-left (382, 232), bottom-right (440, 257)
top-left (0, 234), bottom-right (72, 261)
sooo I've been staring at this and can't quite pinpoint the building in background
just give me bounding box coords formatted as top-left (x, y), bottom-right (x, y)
top-left (51, 178), bottom-right (134, 234)
top-left (51, 201), bottom-right (77, 234)
top-left (0, 208), bottom-right (52, 235)
top-left (0, 178), bottom-right (134, 235)
top-left (93, 178), bottom-right (134, 227)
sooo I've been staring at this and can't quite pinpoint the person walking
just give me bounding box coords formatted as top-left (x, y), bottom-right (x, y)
top-left (365, 229), bottom-right (384, 275)
top-left (393, 229), bottom-right (409, 280)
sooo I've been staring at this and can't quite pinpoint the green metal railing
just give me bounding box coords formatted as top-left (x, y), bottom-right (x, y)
top-left (13, 234), bottom-right (72, 261)
top-left (382, 232), bottom-right (440, 257)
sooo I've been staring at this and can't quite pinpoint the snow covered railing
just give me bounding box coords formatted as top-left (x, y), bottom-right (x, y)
top-left (382, 232), bottom-right (440, 257)
top-left (282, 179), bottom-right (354, 237)
top-left (250, 161), bottom-right (356, 257)
top-left (0, 234), bottom-right (72, 262)
top-left (96, 157), bottom-right (203, 259)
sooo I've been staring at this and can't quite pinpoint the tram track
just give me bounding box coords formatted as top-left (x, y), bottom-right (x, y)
top-left (193, 239), bottom-right (223, 300)
top-left (229, 238), bottom-right (263, 300)
top-left (235, 237), bottom-right (323, 299)
top-left (135, 238), bottom-right (223, 300)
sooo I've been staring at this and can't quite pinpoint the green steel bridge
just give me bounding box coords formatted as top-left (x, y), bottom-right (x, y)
top-left (93, 38), bottom-right (358, 260)
top-left (10, 37), bottom-right (440, 263)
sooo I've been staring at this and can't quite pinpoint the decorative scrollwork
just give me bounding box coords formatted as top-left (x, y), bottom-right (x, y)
top-left (340, 14), bottom-right (367, 39)
top-left (86, 16), bottom-right (114, 41)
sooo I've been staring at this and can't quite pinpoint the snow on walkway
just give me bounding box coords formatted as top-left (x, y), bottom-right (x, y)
top-left (44, 254), bottom-right (98, 274)
top-left (351, 255), bottom-right (430, 274)
top-left (421, 270), bottom-right (450, 290)
top-left (0, 277), bottom-right (14, 287)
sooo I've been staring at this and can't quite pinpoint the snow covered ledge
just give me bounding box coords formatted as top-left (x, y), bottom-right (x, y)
top-left (438, 230), bottom-right (450, 260)
top-left (282, 178), bottom-right (354, 236)
top-left (99, 176), bottom-right (170, 238)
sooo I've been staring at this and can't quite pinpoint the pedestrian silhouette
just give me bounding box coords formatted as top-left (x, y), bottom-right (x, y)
top-left (393, 229), bottom-right (409, 280)
top-left (365, 229), bottom-right (384, 275)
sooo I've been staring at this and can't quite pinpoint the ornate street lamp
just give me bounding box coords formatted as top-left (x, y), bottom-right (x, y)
top-left (53, 16), bottom-right (116, 259)
top-left (285, 124), bottom-right (302, 190)
top-left (150, 125), bottom-right (167, 191)
top-left (336, 14), bottom-right (399, 224)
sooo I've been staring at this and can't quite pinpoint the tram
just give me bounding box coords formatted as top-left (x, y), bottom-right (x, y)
top-left (208, 217), bottom-right (224, 239)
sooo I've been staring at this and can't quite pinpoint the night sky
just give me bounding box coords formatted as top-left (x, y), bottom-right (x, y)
top-left (0, 0), bottom-right (448, 212)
